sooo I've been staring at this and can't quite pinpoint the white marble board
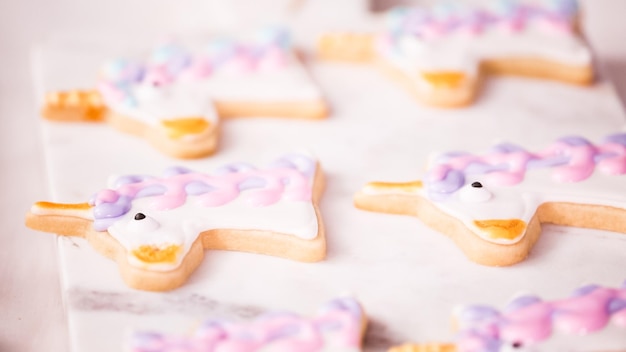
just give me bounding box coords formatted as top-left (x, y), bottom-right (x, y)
top-left (32, 32), bottom-right (626, 352)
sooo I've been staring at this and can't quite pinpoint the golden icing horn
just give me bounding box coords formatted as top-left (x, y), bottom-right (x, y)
top-left (31, 201), bottom-right (93, 214)
top-left (388, 343), bottom-right (457, 352)
top-left (26, 201), bottom-right (94, 237)
top-left (42, 89), bottom-right (107, 122)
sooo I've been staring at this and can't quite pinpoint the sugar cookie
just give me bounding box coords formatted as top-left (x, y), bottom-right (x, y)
top-left (318, 0), bottom-right (593, 107)
top-left (26, 153), bottom-right (325, 291)
top-left (128, 297), bottom-right (366, 352)
top-left (42, 28), bottom-right (328, 158)
top-left (355, 134), bottom-right (626, 266)
top-left (389, 282), bottom-right (626, 351)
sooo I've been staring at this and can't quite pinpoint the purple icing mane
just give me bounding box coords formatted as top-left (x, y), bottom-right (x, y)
top-left (454, 282), bottom-right (626, 351)
top-left (98, 27), bottom-right (292, 107)
top-left (90, 154), bottom-right (316, 231)
top-left (127, 297), bottom-right (363, 352)
top-left (424, 134), bottom-right (626, 201)
top-left (386, 0), bottom-right (579, 40)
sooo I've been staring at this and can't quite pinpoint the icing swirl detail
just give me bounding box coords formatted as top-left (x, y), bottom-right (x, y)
top-left (128, 298), bottom-right (363, 352)
top-left (90, 154), bottom-right (315, 231)
top-left (385, 0), bottom-right (579, 41)
top-left (455, 282), bottom-right (626, 351)
top-left (425, 134), bottom-right (626, 201)
top-left (97, 27), bottom-right (292, 107)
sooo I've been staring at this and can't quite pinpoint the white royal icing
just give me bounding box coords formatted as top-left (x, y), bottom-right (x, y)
top-left (378, 1), bottom-right (592, 90)
top-left (107, 80), bottom-right (219, 127)
top-left (429, 166), bottom-right (626, 244)
top-left (103, 156), bottom-right (320, 271)
top-left (100, 32), bottom-right (323, 127)
top-left (363, 159), bottom-right (626, 245)
top-left (108, 196), bottom-right (319, 271)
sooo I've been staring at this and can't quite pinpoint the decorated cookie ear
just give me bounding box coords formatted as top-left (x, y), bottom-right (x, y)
top-left (355, 134), bottom-right (626, 266)
top-left (25, 153), bottom-right (326, 291)
top-left (127, 297), bottom-right (366, 352)
top-left (40, 28), bottom-right (329, 159)
top-left (318, 0), bottom-right (593, 107)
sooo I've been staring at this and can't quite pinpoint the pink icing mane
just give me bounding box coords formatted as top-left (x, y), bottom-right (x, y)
top-left (90, 154), bottom-right (316, 231)
top-left (127, 298), bottom-right (363, 352)
top-left (426, 134), bottom-right (626, 201)
top-left (455, 282), bottom-right (626, 351)
top-left (385, 0), bottom-right (579, 41)
top-left (97, 27), bottom-right (292, 106)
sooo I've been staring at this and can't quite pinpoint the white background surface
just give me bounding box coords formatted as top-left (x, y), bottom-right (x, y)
top-left (2, 1), bottom-right (626, 351)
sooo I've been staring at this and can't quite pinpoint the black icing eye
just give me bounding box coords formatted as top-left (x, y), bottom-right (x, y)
top-left (128, 212), bottom-right (160, 232)
top-left (512, 341), bottom-right (523, 349)
top-left (459, 181), bottom-right (492, 202)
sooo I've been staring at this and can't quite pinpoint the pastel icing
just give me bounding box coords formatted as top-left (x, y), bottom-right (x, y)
top-left (425, 135), bottom-right (626, 199)
top-left (362, 134), bottom-right (626, 244)
top-left (87, 153), bottom-right (319, 270)
top-left (97, 27), bottom-right (322, 128)
top-left (378, 0), bottom-right (591, 89)
top-left (454, 282), bottom-right (626, 351)
top-left (127, 297), bottom-right (364, 352)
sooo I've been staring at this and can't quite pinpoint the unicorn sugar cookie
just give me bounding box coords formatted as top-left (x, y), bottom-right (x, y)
top-left (42, 28), bottom-right (328, 159)
top-left (25, 153), bottom-right (325, 291)
top-left (389, 282), bottom-right (626, 351)
top-left (127, 297), bottom-right (366, 352)
top-left (355, 134), bottom-right (626, 266)
top-left (318, 0), bottom-right (593, 107)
